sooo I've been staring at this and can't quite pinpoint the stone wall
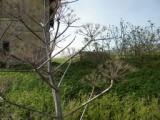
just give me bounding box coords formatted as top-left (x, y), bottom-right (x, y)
top-left (0, 0), bottom-right (49, 66)
top-left (79, 51), bottom-right (111, 64)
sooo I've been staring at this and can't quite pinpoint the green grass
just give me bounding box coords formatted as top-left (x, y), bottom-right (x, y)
top-left (52, 58), bottom-right (67, 63)
top-left (0, 59), bottom-right (160, 119)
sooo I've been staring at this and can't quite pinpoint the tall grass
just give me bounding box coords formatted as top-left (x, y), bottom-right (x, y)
top-left (0, 60), bottom-right (160, 119)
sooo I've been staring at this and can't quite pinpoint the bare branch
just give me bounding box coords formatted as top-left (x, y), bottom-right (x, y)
top-left (54, 38), bottom-right (94, 71)
top-left (58, 57), bottom-right (72, 87)
top-left (31, 65), bottom-right (59, 91)
top-left (37, 36), bottom-right (76, 69)
top-left (19, 20), bottom-right (45, 44)
top-left (25, 14), bottom-right (43, 28)
top-left (54, 19), bottom-right (61, 41)
top-left (56, 25), bottom-right (70, 39)
top-left (1, 8), bottom-right (45, 44)
top-left (4, 30), bottom-right (45, 48)
top-left (0, 70), bottom-right (34, 72)
top-left (0, 96), bottom-right (56, 118)
top-left (62, 0), bottom-right (79, 4)
top-left (55, 34), bottom-right (71, 44)
top-left (0, 22), bottom-right (12, 40)
top-left (64, 80), bottom-right (114, 118)
top-left (80, 87), bottom-right (95, 120)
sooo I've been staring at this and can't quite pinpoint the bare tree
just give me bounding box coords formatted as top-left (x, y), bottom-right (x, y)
top-left (0, 1), bottom-right (136, 120)
top-left (0, 0), bottom-right (79, 119)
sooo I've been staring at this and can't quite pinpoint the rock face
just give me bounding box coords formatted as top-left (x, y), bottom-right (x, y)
top-left (0, 0), bottom-right (50, 66)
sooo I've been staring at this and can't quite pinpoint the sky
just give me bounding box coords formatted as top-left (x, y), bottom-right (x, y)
top-left (54, 0), bottom-right (160, 55)
top-left (70, 0), bottom-right (160, 26)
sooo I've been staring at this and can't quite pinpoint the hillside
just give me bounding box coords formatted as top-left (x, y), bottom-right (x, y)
top-left (0, 59), bottom-right (160, 119)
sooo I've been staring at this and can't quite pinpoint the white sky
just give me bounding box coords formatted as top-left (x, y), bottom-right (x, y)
top-left (53, 0), bottom-right (160, 56)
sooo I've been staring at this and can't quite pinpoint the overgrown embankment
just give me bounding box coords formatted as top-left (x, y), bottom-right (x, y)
top-left (0, 59), bottom-right (160, 119)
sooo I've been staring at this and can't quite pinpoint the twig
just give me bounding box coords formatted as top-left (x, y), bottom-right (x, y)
top-left (64, 80), bottom-right (114, 118)
top-left (80, 87), bottom-right (95, 120)
top-left (0, 22), bottom-right (12, 40)
top-left (25, 14), bottom-right (43, 28)
top-left (37, 36), bottom-right (76, 70)
top-left (58, 57), bottom-right (72, 87)
top-left (62, 0), bottom-right (79, 4)
top-left (1, 8), bottom-right (45, 44)
top-left (0, 70), bottom-right (34, 72)
top-left (1, 96), bottom-right (56, 118)
top-left (54, 38), bottom-right (93, 71)
top-left (32, 64), bottom-right (59, 91)
top-left (54, 37), bottom-right (114, 71)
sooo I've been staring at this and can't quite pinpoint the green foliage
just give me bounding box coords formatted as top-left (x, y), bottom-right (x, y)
top-left (64, 93), bottom-right (160, 120)
top-left (113, 67), bottom-right (160, 98)
top-left (0, 60), bottom-right (160, 119)
top-left (121, 52), bottom-right (160, 68)
top-left (0, 72), bottom-right (54, 119)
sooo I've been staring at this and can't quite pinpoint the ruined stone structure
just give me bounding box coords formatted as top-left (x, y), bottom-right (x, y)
top-left (79, 51), bottom-right (111, 65)
top-left (0, 0), bottom-right (53, 67)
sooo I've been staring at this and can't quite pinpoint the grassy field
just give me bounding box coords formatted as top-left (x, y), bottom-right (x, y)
top-left (0, 58), bottom-right (160, 119)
